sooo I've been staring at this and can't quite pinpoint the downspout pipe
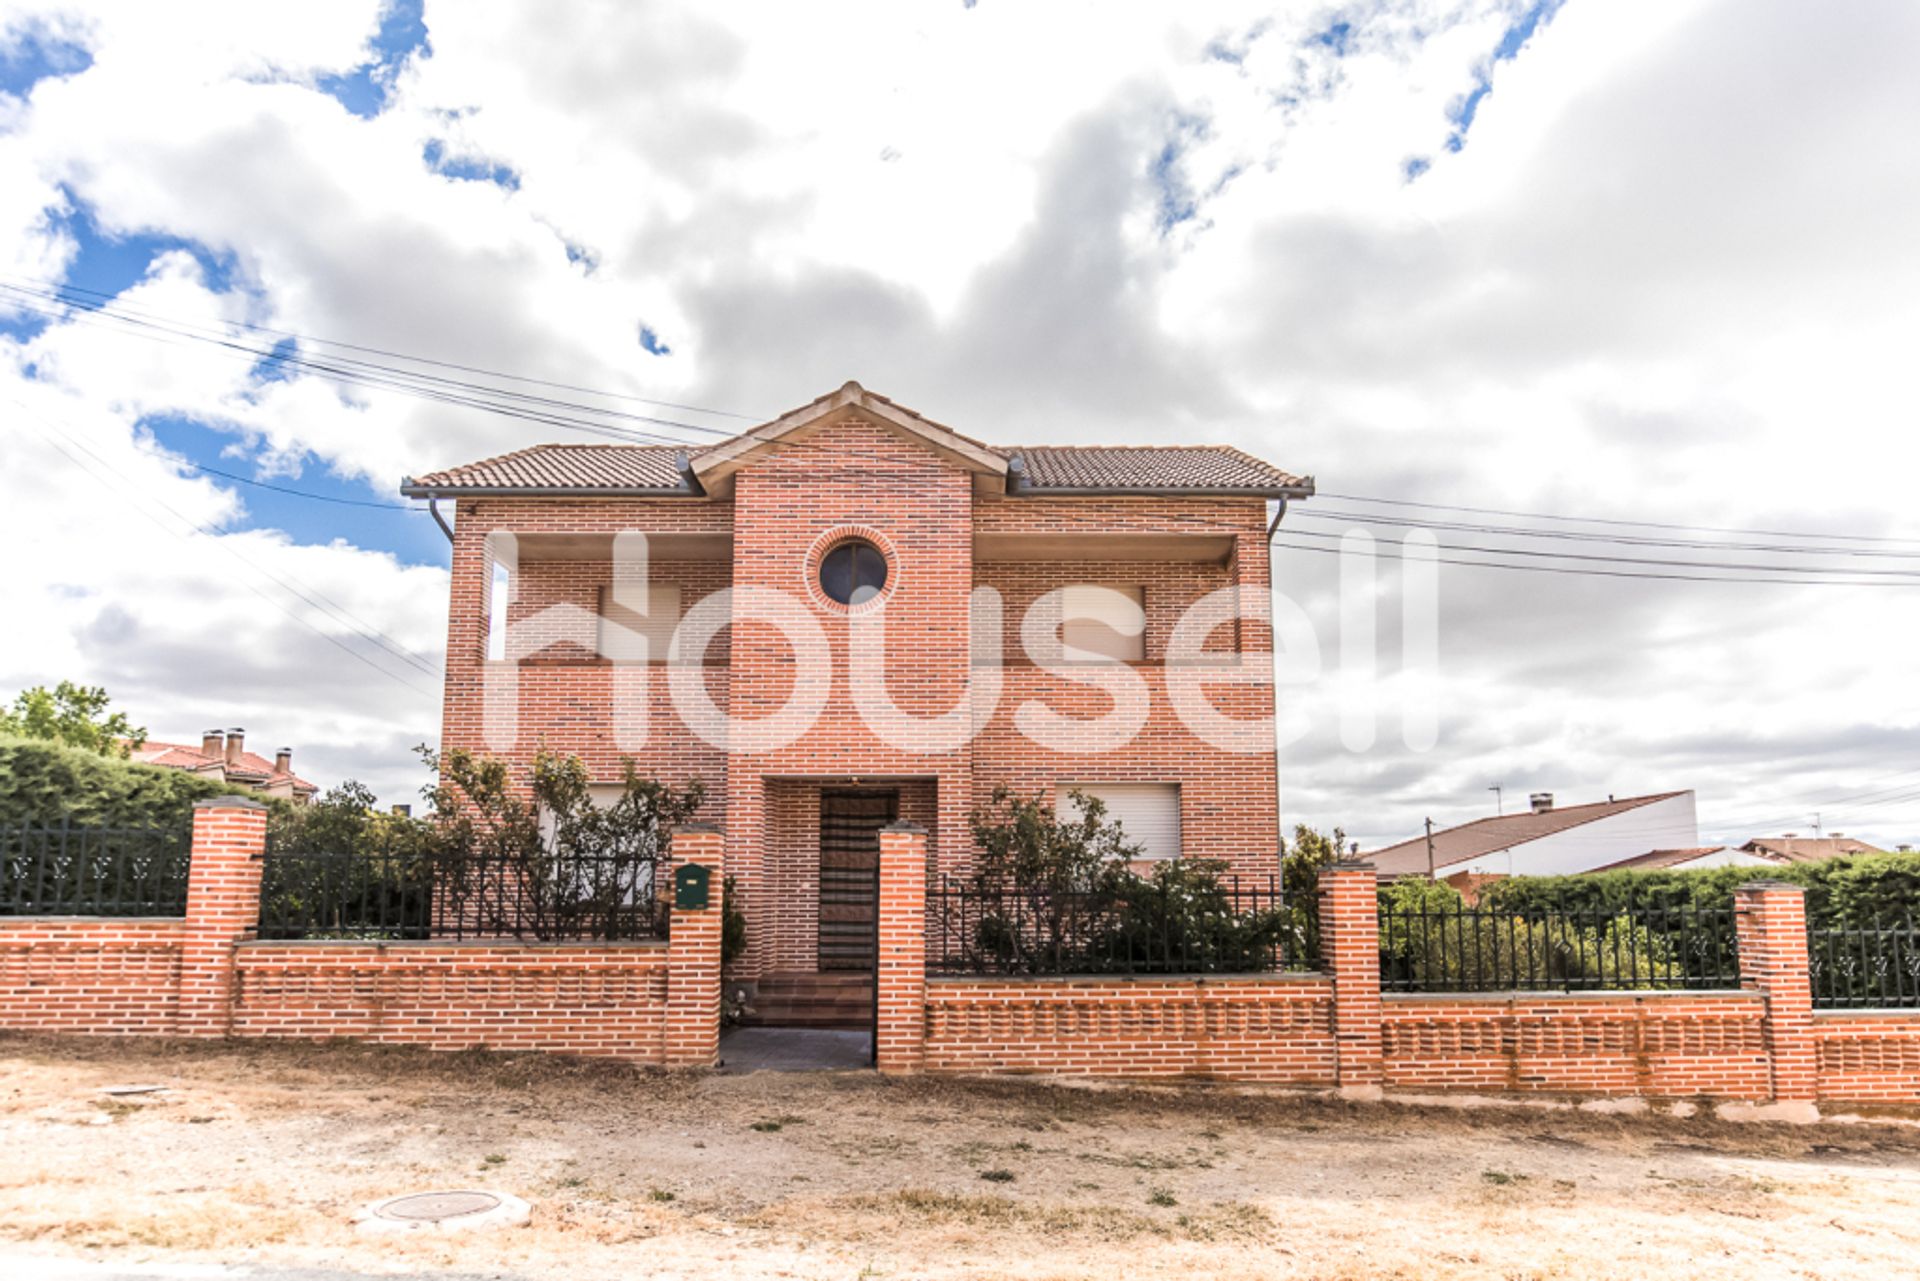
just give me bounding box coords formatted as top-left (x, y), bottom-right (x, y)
top-left (1267, 495), bottom-right (1290, 873)
top-left (423, 490), bottom-right (455, 543)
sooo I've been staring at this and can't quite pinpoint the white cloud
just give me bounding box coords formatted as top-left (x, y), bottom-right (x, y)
top-left (0, 0), bottom-right (1916, 842)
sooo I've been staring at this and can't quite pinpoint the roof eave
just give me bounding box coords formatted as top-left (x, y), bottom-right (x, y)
top-left (400, 480), bottom-right (705, 499)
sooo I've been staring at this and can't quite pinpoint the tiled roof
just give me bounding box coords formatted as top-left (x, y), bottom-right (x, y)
top-left (134, 741), bottom-right (317, 793)
top-left (1587, 847), bottom-right (1737, 872)
top-left (1366, 793), bottom-right (1690, 878)
top-left (1739, 836), bottom-right (1885, 863)
top-left (406, 440), bottom-right (1307, 496)
top-left (406, 444), bottom-right (688, 493)
top-left (1006, 445), bottom-right (1307, 493)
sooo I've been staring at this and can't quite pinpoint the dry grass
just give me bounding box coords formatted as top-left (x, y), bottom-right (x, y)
top-left (3, 1030), bottom-right (1920, 1279)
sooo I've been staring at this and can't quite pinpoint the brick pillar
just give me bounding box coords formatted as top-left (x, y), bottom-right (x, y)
top-left (1734, 881), bottom-right (1818, 1109)
top-left (875, 822), bottom-right (928, 1074)
top-left (1318, 860), bottom-right (1383, 1098)
top-left (665, 824), bottom-right (724, 1068)
top-left (177, 796), bottom-right (268, 1037)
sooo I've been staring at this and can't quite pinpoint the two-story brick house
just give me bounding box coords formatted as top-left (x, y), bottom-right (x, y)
top-left (404, 382), bottom-right (1312, 1022)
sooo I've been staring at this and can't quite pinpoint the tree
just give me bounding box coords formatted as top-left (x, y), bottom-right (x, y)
top-left (0, 682), bottom-right (146, 757)
top-left (1279, 822), bottom-right (1349, 963)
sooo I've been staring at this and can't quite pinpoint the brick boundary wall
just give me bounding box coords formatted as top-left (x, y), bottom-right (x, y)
top-left (922, 975), bottom-right (1335, 1081)
top-left (230, 941), bottom-right (671, 1058)
top-left (6, 814), bottom-right (1920, 1105)
top-left (1381, 992), bottom-right (1771, 1098)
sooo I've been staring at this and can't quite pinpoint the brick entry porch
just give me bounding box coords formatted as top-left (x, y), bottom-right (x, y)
top-left (737, 777), bottom-right (938, 1030)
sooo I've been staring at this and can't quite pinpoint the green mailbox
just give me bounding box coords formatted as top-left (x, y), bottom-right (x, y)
top-left (673, 863), bottom-right (712, 911)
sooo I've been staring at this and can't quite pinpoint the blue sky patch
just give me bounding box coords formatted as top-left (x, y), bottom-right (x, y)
top-left (638, 326), bottom-right (671, 357)
top-left (54, 196), bottom-right (241, 299)
top-left (1445, 0), bottom-right (1564, 153)
top-left (1403, 155), bottom-right (1431, 181)
top-left (317, 0), bottom-right (430, 119)
top-left (137, 415), bottom-right (443, 566)
top-left (0, 23), bottom-right (92, 99)
top-left (422, 139), bottom-right (521, 190)
top-left (1309, 19), bottom-right (1354, 57)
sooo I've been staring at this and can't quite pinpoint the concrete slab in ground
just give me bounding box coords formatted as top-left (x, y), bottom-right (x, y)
top-left (719, 1027), bottom-right (871, 1072)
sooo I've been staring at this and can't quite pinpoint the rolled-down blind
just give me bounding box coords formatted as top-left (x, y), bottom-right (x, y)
top-left (1059, 583), bottom-right (1146, 661)
top-left (1063, 783), bottom-right (1181, 861)
top-left (597, 585), bottom-right (681, 662)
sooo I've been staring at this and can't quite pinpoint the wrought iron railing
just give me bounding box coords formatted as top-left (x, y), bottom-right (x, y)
top-left (927, 875), bottom-right (1305, 976)
top-left (257, 845), bottom-right (670, 942)
top-left (1377, 895), bottom-right (1740, 993)
top-left (1810, 922), bottom-right (1920, 1009)
top-left (0, 819), bottom-right (191, 916)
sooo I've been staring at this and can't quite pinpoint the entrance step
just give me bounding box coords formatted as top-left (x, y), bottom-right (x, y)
top-left (739, 972), bottom-right (873, 1030)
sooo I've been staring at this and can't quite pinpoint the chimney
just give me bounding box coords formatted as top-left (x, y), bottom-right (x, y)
top-left (201, 729), bottom-right (224, 757)
top-left (274, 747), bottom-right (293, 775)
top-left (225, 728), bottom-right (245, 764)
top-left (1529, 792), bottom-right (1554, 814)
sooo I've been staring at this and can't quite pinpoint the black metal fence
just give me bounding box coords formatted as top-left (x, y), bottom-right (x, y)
top-left (1810, 922), bottom-right (1920, 1009)
top-left (927, 875), bottom-right (1308, 976)
top-left (1378, 895), bottom-right (1740, 993)
top-left (257, 846), bottom-right (670, 942)
top-left (0, 820), bottom-right (191, 916)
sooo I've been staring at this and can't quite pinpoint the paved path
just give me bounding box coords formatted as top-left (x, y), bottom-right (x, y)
top-left (2, 1258), bottom-right (522, 1281)
top-left (718, 1026), bottom-right (872, 1071)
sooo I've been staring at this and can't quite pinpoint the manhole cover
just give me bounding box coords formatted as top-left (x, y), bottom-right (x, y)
top-left (379, 1191), bottom-right (502, 1222)
top-left (358, 1188), bottom-right (530, 1235)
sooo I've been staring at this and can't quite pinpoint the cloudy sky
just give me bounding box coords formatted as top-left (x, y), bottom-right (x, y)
top-left (2, 0), bottom-right (1917, 849)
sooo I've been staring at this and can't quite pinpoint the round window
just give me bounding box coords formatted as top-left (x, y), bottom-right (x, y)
top-left (819, 539), bottom-right (888, 606)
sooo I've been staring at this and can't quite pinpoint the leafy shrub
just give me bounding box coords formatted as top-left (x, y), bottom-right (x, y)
top-left (957, 786), bottom-right (1286, 974)
top-left (1480, 853), bottom-right (1920, 929)
top-left (0, 732), bottom-right (248, 828)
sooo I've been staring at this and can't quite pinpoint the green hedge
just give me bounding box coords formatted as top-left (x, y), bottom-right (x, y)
top-left (0, 732), bottom-right (258, 828)
top-left (1479, 854), bottom-right (1920, 930)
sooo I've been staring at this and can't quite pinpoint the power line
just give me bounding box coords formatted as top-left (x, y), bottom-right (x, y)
top-left (1273, 526), bottom-right (1920, 580)
top-left (0, 274), bottom-right (758, 422)
top-left (13, 402), bottom-right (443, 688)
top-left (1267, 533), bottom-right (1920, 587)
top-left (1298, 507), bottom-right (1920, 561)
top-left (1316, 490), bottom-right (1920, 549)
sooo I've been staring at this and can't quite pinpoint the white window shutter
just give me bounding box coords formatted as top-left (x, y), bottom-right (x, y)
top-left (1059, 583), bottom-right (1145, 661)
top-left (598, 585), bottom-right (681, 662)
top-left (1063, 783), bottom-right (1181, 861)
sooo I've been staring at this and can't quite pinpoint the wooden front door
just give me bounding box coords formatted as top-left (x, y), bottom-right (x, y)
top-left (817, 788), bottom-right (896, 972)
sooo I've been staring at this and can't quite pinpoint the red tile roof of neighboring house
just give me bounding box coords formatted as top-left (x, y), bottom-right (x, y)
top-left (1586, 847), bottom-right (1743, 873)
top-left (132, 741), bottom-right (317, 795)
top-left (1365, 793), bottom-right (1690, 878)
top-left (1738, 836), bottom-right (1885, 863)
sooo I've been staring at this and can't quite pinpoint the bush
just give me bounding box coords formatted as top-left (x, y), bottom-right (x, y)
top-left (1479, 853), bottom-right (1920, 929)
top-left (958, 786), bottom-right (1287, 974)
top-left (0, 732), bottom-right (250, 828)
top-left (1378, 877), bottom-right (1691, 990)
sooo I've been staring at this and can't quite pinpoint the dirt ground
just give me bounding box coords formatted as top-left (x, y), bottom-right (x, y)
top-left (4, 1033), bottom-right (1920, 1280)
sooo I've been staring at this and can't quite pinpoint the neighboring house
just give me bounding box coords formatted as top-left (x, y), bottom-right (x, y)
top-left (403, 381), bottom-right (1312, 1018)
top-left (1586, 846), bottom-right (1782, 873)
top-left (131, 728), bottom-right (318, 805)
top-left (1737, 835), bottom-right (1885, 863)
top-left (1368, 791), bottom-right (1700, 880)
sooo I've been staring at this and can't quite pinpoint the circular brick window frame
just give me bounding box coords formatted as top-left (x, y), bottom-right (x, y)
top-left (805, 525), bottom-right (898, 615)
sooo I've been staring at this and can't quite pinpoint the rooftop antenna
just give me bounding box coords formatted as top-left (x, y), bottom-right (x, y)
top-left (1813, 812), bottom-right (1823, 838)
top-left (1488, 785), bottom-right (1504, 816)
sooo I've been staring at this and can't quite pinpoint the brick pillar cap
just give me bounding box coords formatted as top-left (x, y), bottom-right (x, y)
top-left (193, 795), bottom-right (270, 811)
top-left (881, 821), bottom-right (927, 834)
top-left (1328, 859), bottom-right (1377, 872)
top-left (1735, 879), bottom-right (1806, 893)
top-left (671, 822), bottom-right (722, 835)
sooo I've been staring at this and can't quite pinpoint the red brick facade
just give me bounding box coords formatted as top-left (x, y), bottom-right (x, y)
top-left (434, 409), bottom-right (1284, 991)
